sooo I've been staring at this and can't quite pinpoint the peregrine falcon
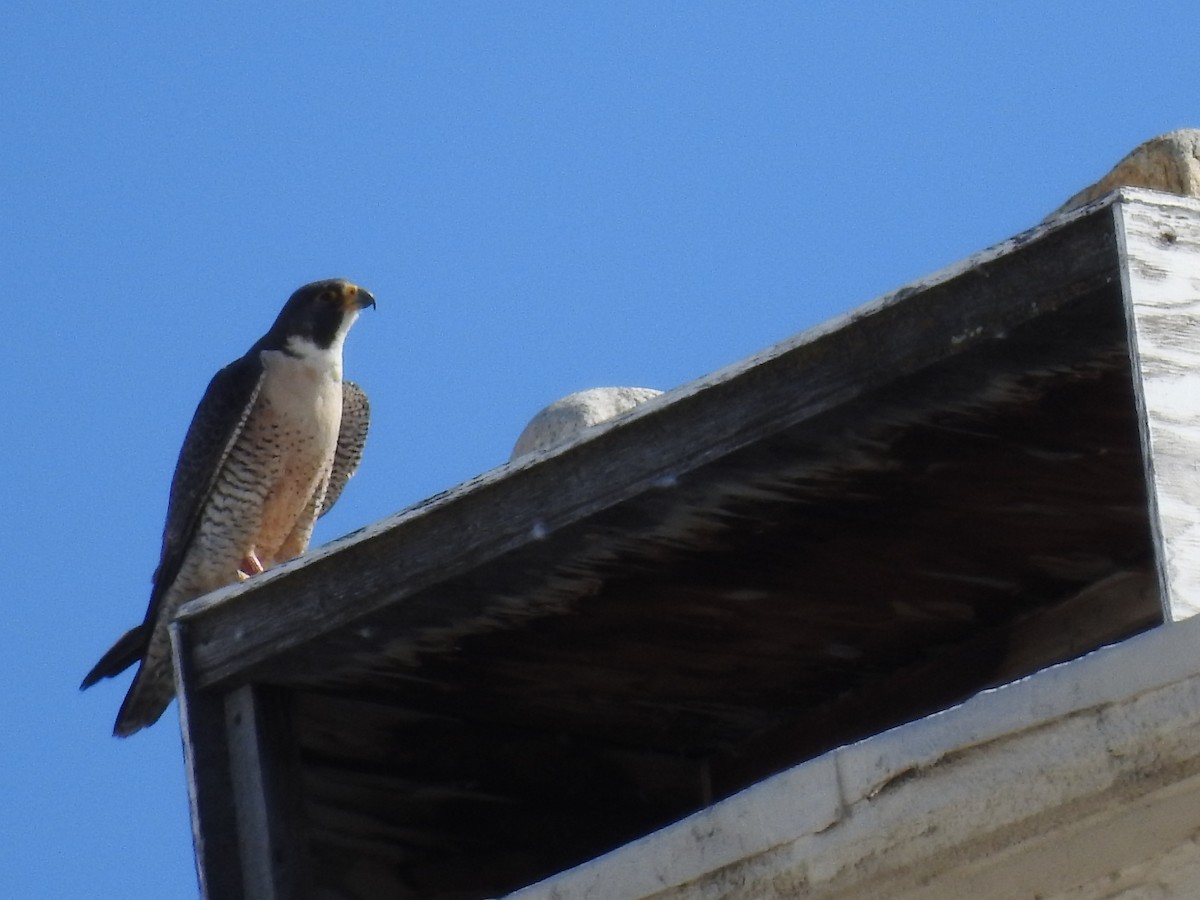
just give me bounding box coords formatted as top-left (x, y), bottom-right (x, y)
top-left (81, 279), bottom-right (375, 736)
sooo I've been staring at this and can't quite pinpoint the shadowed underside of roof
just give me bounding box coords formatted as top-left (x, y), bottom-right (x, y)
top-left (289, 295), bottom-right (1157, 896)
top-left (173, 193), bottom-right (1177, 899)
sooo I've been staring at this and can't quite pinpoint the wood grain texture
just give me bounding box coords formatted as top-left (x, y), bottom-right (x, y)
top-left (172, 623), bottom-right (243, 900)
top-left (1116, 189), bottom-right (1200, 620)
top-left (225, 687), bottom-right (308, 900)
top-left (172, 191), bottom-right (1187, 900)
top-left (175, 198), bottom-right (1124, 691)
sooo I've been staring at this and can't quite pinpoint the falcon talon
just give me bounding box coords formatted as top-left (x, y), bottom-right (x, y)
top-left (239, 551), bottom-right (265, 578)
top-left (80, 279), bottom-right (374, 737)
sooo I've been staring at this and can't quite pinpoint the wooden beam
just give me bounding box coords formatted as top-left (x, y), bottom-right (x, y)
top-left (1116, 189), bottom-right (1200, 621)
top-left (176, 198), bottom-right (1125, 692)
top-left (225, 686), bottom-right (310, 900)
top-left (173, 622), bottom-right (244, 900)
top-left (710, 567), bottom-right (1161, 798)
top-left (176, 617), bottom-right (310, 900)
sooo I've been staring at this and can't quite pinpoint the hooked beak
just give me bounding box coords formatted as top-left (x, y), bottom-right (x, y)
top-left (343, 283), bottom-right (376, 312)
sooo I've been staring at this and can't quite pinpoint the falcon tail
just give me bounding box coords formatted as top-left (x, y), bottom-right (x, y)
top-left (83, 622), bottom-right (177, 736)
top-left (112, 661), bottom-right (176, 737)
top-left (80, 624), bottom-right (149, 690)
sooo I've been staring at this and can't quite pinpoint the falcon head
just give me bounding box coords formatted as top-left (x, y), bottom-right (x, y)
top-left (268, 279), bottom-right (376, 352)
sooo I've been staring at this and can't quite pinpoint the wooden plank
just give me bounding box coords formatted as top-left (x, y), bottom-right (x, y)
top-left (224, 686), bottom-right (310, 900)
top-left (176, 611), bottom-right (310, 899)
top-left (1115, 189), bottom-right (1200, 621)
top-left (177, 197), bottom-right (1124, 691)
top-left (172, 622), bottom-right (244, 900)
top-left (710, 567), bottom-right (1161, 798)
top-left (507, 615), bottom-right (1200, 900)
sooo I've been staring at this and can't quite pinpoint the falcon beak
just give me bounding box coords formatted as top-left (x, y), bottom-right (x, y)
top-left (343, 283), bottom-right (376, 312)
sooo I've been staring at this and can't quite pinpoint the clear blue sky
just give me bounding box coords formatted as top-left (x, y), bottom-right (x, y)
top-left (3, 4), bottom-right (1196, 897)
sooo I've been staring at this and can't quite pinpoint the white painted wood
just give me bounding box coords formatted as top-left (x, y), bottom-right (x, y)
top-left (1115, 189), bottom-right (1200, 621)
top-left (505, 612), bottom-right (1200, 900)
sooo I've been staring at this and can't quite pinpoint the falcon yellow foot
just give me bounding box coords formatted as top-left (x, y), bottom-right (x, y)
top-left (237, 551), bottom-right (264, 580)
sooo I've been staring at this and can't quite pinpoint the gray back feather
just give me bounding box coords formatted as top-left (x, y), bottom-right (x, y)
top-left (320, 380), bottom-right (370, 517)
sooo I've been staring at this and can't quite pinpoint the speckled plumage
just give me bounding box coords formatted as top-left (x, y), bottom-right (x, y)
top-left (82, 279), bottom-right (374, 736)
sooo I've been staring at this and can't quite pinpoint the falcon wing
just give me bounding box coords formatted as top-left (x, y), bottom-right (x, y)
top-left (81, 352), bottom-right (265, 689)
top-left (153, 353), bottom-right (265, 605)
top-left (319, 380), bottom-right (370, 517)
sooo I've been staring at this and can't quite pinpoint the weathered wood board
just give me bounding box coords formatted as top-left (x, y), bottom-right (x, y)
top-left (176, 193), bottom-right (1126, 694)
top-left (171, 190), bottom-right (1200, 900)
top-left (1117, 191), bottom-right (1200, 620)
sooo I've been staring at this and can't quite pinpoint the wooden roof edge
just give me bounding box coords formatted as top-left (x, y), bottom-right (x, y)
top-left (505, 610), bottom-right (1200, 899)
top-left (172, 189), bottom-right (1168, 689)
top-left (1052, 183), bottom-right (1200, 222)
top-left (177, 186), bottom-right (1195, 620)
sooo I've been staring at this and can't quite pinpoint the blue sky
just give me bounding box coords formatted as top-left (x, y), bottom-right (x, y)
top-left (3, 4), bottom-right (1198, 897)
